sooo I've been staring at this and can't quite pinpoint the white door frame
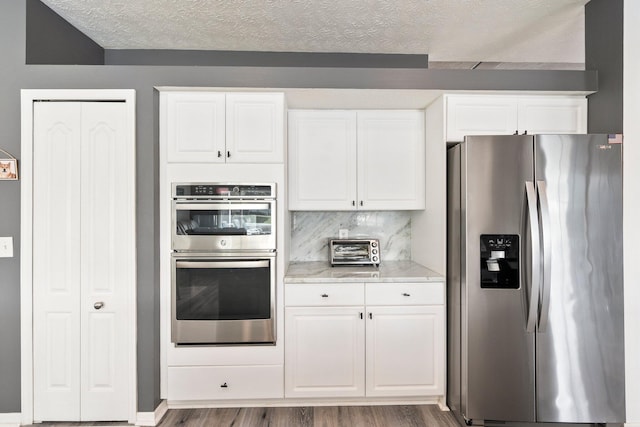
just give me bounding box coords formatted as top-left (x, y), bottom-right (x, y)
top-left (20, 89), bottom-right (138, 425)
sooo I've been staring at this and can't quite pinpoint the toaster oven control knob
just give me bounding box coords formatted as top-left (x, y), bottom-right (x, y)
top-left (372, 256), bottom-right (379, 262)
top-left (372, 249), bottom-right (378, 255)
top-left (371, 241), bottom-right (378, 248)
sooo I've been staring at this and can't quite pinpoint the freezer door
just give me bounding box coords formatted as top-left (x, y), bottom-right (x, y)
top-left (535, 134), bottom-right (625, 423)
top-left (462, 136), bottom-right (535, 423)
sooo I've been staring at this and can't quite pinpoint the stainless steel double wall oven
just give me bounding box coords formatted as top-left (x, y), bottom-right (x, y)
top-left (171, 183), bottom-right (276, 345)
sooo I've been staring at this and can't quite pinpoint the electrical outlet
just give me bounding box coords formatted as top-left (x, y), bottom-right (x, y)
top-left (0, 237), bottom-right (14, 258)
top-left (339, 229), bottom-right (349, 239)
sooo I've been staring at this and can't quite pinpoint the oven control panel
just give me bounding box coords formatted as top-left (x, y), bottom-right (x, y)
top-left (174, 183), bottom-right (275, 199)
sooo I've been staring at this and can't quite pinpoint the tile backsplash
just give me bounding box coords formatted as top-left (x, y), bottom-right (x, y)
top-left (290, 211), bottom-right (411, 262)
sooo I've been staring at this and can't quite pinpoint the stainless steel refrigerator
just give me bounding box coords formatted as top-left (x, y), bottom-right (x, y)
top-left (447, 134), bottom-right (625, 426)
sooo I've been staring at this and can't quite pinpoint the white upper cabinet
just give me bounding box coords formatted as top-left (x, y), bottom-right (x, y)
top-left (166, 92), bottom-right (226, 163)
top-left (516, 96), bottom-right (587, 135)
top-left (225, 93), bottom-right (285, 163)
top-left (288, 109), bottom-right (425, 211)
top-left (288, 110), bottom-right (358, 210)
top-left (357, 111), bottom-right (425, 210)
top-left (446, 95), bottom-right (519, 141)
top-left (163, 91), bottom-right (285, 163)
top-left (445, 94), bottom-right (587, 142)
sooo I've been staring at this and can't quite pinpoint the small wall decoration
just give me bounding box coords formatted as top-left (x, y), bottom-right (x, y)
top-left (0, 148), bottom-right (18, 180)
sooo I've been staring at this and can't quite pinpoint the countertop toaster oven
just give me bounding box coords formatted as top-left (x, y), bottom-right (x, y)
top-left (330, 238), bottom-right (380, 266)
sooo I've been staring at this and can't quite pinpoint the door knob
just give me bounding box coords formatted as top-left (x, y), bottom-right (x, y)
top-left (94, 302), bottom-right (104, 310)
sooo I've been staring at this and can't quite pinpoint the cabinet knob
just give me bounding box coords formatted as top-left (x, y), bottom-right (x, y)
top-left (514, 130), bottom-right (519, 135)
top-left (369, 313), bottom-right (373, 319)
top-left (360, 201), bottom-right (364, 207)
top-left (217, 150), bottom-right (222, 158)
top-left (360, 312), bottom-right (364, 319)
top-left (220, 382), bottom-right (228, 388)
top-left (321, 293), bottom-right (329, 298)
top-left (93, 301), bottom-right (104, 310)
top-left (352, 201), bottom-right (356, 206)
top-left (402, 293), bottom-right (411, 297)
top-left (227, 151), bottom-right (231, 158)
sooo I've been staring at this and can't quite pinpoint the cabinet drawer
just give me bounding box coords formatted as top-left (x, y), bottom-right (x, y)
top-left (366, 282), bottom-right (444, 305)
top-left (167, 365), bottom-right (283, 401)
top-left (285, 283), bottom-right (365, 306)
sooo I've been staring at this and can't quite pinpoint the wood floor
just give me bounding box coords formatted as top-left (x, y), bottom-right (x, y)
top-left (25, 405), bottom-right (461, 427)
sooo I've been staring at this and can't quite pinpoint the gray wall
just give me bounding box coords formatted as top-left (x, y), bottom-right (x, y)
top-left (586, 0), bottom-right (624, 133)
top-left (26, 0), bottom-right (104, 64)
top-left (0, 0), bottom-right (600, 415)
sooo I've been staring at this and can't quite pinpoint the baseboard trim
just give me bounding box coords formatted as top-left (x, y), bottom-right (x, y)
top-left (0, 413), bottom-right (21, 427)
top-left (167, 396), bottom-right (441, 409)
top-left (136, 400), bottom-right (168, 426)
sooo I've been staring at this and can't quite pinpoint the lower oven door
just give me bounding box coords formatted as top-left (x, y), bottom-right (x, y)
top-left (171, 252), bottom-right (276, 345)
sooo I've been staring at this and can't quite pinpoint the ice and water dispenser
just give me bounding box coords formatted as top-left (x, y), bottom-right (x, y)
top-left (480, 234), bottom-right (519, 289)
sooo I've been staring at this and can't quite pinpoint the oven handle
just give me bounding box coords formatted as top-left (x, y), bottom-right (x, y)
top-left (175, 260), bottom-right (270, 269)
top-left (174, 202), bottom-right (272, 211)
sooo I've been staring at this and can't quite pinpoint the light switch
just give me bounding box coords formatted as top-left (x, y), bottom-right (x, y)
top-left (0, 237), bottom-right (14, 258)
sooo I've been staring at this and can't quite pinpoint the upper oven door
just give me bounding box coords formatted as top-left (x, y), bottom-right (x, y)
top-left (172, 200), bottom-right (276, 251)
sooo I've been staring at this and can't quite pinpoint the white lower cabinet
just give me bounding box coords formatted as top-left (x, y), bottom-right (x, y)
top-left (285, 307), bottom-right (365, 397)
top-left (284, 282), bottom-right (445, 399)
top-left (167, 365), bottom-right (284, 401)
top-left (366, 305), bottom-right (444, 397)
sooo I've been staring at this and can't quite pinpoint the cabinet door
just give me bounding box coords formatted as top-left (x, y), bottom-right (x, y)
top-left (288, 110), bottom-right (357, 210)
top-left (165, 92), bottom-right (226, 163)
top-left (357, 111), bottom-right (425, 210)
top-left (445, 95), bottom-right (519, 142)
top-left (285, 307), bottom-right (365, 397)
top-left (226, 92), bottom-right (284, 163)
top-left (366, 305), bottom-right (444, 397)
top-left (517, 96), bottom-right (587, 134)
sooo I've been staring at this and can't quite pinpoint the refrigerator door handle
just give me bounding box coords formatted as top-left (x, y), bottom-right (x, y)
top-left (525, 181), bottom-right (541, 333)
top-left (537, 180), bottom-right (552, 332)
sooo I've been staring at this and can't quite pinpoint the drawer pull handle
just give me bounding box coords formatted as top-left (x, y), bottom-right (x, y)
top-left (220, 382), bottom-right (228, 388)
top-left (369, 313), bottom-right (373, 319)
top-left (360, 312), bottom-right (363, 319)
top-left (402, 293), bottom-right (411, 297)
top-left (321, 293), bottom-right (329, 298)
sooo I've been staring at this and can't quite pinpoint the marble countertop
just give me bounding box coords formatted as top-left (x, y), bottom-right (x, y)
top-left (284, 261), bottom-right (443, 283)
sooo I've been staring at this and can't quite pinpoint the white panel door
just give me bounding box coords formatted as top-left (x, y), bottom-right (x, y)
top-left (33, 102), bottom-right (82, 421)
top-left (226, 92), bottom-right (284, 163)
top-left (517, 96), bottom-right (588, 134)
top-left (285, 307), bottom-right (365, 397)
top-left (445, 95), bottom-right (519, 142)
top-left (33, 102), bottom-right (131, 422)
top-left (366, 305), bottom-right (445, 397)
top-left (356, 111), bottom-right (425, 210)
top-left (79, 103), bottom-right (132, 421)
top-left (288, 110), bottom-right (357, 210)
top-left (166, 92), bottom-right (226, 163)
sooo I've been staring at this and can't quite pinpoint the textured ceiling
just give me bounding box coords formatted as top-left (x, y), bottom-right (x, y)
top-left (40, 0), bottom-right (588, 63)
